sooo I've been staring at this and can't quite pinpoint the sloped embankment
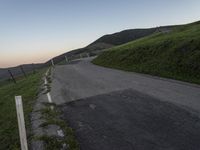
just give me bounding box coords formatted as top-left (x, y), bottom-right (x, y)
top-left (93, 21), bottom-right (200, 84)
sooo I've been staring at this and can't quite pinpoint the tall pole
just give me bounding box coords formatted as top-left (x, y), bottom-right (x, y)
top-left (20, 65), bottom-right (27, 78)
top-left (8, 69), bottom-right (16, 84)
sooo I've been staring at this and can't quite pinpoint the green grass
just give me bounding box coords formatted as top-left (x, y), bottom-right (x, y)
top-left (93, 21), bottom-right (200, 84)
top-left (0, 70), bottom-right (45, 150)
top-left (57, 60), bottom-right (68, 65)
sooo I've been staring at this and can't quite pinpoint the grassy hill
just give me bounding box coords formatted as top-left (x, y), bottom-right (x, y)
top-left (93, 21), bottom-right (200, 84)
top-left (91, 26), bottom-right (174, 46)
top-left (46, 42), bottom-right (114, 65)
top-left (48, 26), bottom-right (175, 65)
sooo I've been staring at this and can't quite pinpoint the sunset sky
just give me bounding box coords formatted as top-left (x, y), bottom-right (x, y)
top-left (0, 0), bottom-right (200, 68)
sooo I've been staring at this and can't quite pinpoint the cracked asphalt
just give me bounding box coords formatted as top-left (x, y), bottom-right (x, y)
top-left (51, 58), bottom-right (200, 150)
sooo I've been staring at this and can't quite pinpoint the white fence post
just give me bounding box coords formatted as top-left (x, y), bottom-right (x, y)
top-left (51, 59), bottom-right (54, 66)
top-left (65, 56), bottom-right (68, 62)
top-left (15, 96), bottom-right (28, 150)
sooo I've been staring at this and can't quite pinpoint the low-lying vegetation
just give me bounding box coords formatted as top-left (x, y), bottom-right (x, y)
top-left (0, 70), bottom-right (45, 149)
top-left (93, 21), bottom-right (200, 84)
top-left (39, 104), bottom-right (80, 150)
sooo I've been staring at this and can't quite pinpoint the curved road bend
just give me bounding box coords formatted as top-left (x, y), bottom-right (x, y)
top-left (51, 58), bottom-right (200, 150)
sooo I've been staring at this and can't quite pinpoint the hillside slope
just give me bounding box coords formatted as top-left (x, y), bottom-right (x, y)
top-left (91, 26), bottom-right (174, 46)
top-left (49, 26), bottom-right (175, 65)
top-left (93, 21), bottom-right (200, 84)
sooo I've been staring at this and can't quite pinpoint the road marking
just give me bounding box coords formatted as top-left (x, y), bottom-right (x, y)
top-left (45, 69), bottom-right (54, 109)
top-left (47, 92), bottom-right (53, 103)
top-left (45, 69), bottom-right (64, 139)
top-left (44, 78), bottom-right (47, 84)
top-left (44, 69), bottom-right (66, 141)
top-left (45, 68), bottom-right (50, 76)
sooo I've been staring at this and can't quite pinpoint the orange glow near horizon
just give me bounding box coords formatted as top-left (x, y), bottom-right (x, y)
top-left (0, 40), bottom-right (89, 68)
top-left (0, 50), bottom-right (60, 68)
top-left (0, 47), bottom-right (81, 68)
top-left (1, 0), bottom-right (200, 68)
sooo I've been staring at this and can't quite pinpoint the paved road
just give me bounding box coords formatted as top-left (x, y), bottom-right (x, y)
top-left (51, 58), bottom-right (200, 150)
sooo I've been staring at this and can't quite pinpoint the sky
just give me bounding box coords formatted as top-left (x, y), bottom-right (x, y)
top-left (0, 0), bottom-right (200, 68)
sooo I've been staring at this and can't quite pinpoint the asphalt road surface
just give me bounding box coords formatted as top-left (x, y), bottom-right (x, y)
top-left (51, 58), bottom-right (200, 150)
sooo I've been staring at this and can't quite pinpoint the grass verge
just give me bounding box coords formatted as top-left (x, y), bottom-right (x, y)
top-left (0, 70), bottom-right (45, 150)
top-left (33, 67), bottom-right (79, 150)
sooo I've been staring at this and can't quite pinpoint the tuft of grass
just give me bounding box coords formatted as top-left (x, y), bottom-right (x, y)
top-left (39, 105), bottom-right (80, 150)
top-left (37, 135), bottom-right (63, 150)
top-left (93, 21), bottom-right (200, 84)
top-left (38, 133), bottom-right (79, 150)
top-left (0, 70), bottom-right (45, 150)
top-left (46, 76), bottom-right (52, 84)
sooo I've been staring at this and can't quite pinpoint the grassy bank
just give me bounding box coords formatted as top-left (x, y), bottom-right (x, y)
top-left (93, 21), bottom-right (200, 84)
top-left (0, 70), bottom-right (45, 150)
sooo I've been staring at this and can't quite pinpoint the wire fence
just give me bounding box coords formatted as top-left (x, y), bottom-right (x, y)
top-left (1, 51), bottom-right (98, 84)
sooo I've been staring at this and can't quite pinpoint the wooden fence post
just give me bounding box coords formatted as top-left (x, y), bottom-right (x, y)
top-left (8, 69), bottom-right (16, 84)
top-left (15, 96), bottom-right (28, 150)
